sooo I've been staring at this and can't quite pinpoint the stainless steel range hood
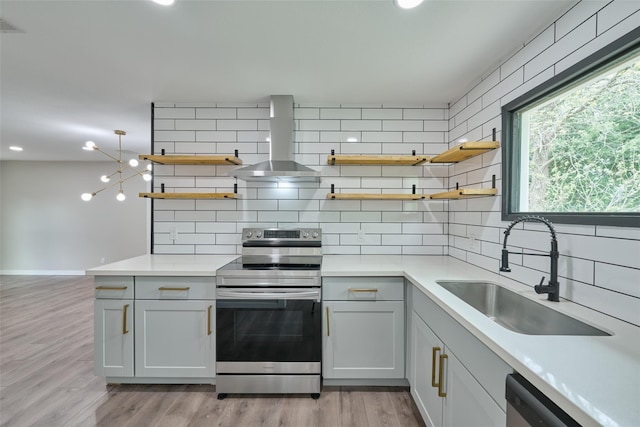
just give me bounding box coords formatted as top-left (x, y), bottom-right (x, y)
top-left (229, 95), bottom-right (320, 182)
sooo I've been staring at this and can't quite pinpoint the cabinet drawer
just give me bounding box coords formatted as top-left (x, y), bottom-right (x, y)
top-left (94, 276), bottom-right (134, 299)
top-left (135, 276), bottom-right (215, 300)
top-left (323, 277), bottom-right (404, 301)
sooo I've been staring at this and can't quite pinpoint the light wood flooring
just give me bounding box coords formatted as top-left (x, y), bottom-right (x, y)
top-left (0, 275), bottom-right (425, 427)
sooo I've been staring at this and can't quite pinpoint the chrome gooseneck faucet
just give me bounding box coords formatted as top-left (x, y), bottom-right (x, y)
top-left (500, 216), bottom-right (560, 302)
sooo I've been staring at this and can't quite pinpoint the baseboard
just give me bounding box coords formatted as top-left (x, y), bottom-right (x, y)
top-left (0, 270), bottom-right (85, 276)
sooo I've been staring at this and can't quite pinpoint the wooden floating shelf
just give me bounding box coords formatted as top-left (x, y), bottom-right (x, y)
top-left (429, 188), bottom-right (498, 199)
top-left (429, 141), bottom-right (500, 163)
top-left (139, 192), bottom-right (237, 199)
top-left (327, 154), bottom-right (430, 166)
top-left (326, 193), bottom-right (428, 200)
top-left (139, 155), bottom-right (242, 165)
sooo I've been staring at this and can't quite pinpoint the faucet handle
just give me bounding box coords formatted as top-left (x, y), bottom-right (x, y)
top-left (538, 276), bottom-right (545, 287)
top-left (534, 276), bottom-right (547, 295)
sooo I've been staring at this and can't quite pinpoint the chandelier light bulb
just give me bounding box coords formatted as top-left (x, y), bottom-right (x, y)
top-left (100, 175), bottom-right (110, 183)
top-left (84, 141), bottom-right (96, 150)
top-left (129, 159), bottom-right (139, 167)
top-left (81, 193), bottom-right (93, 201)
top-left (116, 191), bottom-right (126, 202)
top-left (143, 173), bottom-right (152, 182)
top-left (147, 164), bottom-right (153, 171)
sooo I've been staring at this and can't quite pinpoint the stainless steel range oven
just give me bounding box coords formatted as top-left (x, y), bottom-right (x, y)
top-left (215, 228), bottom-right (322, 399)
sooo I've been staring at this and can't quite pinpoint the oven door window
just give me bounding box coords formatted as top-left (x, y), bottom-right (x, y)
top-left (216, 299), bottom-right (321, 362)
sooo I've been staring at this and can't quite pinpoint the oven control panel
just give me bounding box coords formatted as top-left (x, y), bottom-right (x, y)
top-left (242, 228), bottom-right (321, 243)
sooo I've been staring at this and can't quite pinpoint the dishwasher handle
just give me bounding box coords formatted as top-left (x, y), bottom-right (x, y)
top-left (506, 373), bottom-right (580, 427)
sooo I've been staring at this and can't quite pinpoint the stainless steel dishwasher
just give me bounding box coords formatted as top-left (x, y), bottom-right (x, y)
top-left (506, 373), bottom-right (581, 427)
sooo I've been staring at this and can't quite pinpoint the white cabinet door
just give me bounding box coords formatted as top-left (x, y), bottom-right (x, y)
top-left (410, 311), bottom-right (443, 427)
top-left (94, 299), bottom-right (134, 377)
top-left (324, 301), bottom-right (404, 379)
top-left (443, 351), bottom-right (506, 427)
top-left (135, 300), bottom-right (214, 378)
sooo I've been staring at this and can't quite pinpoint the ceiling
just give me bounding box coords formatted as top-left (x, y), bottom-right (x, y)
top-left (0, 0), bottom-right (577, 161)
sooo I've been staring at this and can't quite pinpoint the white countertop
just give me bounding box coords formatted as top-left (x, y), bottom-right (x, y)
top-left (87, 254), bottom-right (640, 426)
top-left (85, 254), bottom-right (238, 276)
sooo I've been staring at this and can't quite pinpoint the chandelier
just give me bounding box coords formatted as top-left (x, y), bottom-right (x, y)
top-left (81, 129), bottom-right (152, 202)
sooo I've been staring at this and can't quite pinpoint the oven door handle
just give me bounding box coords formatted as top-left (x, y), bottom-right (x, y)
top-left (217, 289), bottom-right (321, 302)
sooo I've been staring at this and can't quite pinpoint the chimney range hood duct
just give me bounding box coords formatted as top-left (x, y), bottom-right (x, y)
top-left (229, 95), bottom-right (320, 182)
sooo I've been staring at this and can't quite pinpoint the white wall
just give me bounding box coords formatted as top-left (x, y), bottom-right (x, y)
top-left (152, 104), bottom-right (450, 255)
top-left (0, 161), bottom-right (149, 274)
top-left (447, 1), bottom-right (640, 326)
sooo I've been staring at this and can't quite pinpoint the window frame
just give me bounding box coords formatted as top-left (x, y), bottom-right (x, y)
top-left (501, 26), bottom-right (640, 227)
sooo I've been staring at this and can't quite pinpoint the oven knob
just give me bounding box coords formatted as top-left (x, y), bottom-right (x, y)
top-left (302, 231), bottom-right (309, 238)
top-left (312, 232), bottom-right (319, 239)
top-left (246, 231), bottom-right (253, 238)
top-left (256, 231), bottom-right (262, 238)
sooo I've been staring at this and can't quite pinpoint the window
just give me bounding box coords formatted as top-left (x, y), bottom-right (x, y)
top-left (502, 27), bottom-right (640, 227)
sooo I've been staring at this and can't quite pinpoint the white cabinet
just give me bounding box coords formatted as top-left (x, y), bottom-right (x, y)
top-left (323, 277), bottom-right (405, 380)
top-left (134, 276), bottom-right (215, 379)
top-left (411, 311), bottom-right (444, 427)
top-left (93, 275), bottom-right (216, 382)
top-left (409, 286), bottom-right (510, 427)
top-left (93, 276), bottom-right (134, 377)
top-left (411, 312), bottom-right (504, 427)
top-left (135, 300), bottom-right (214, 377)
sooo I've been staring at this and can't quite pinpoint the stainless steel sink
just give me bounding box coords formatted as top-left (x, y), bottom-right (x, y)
top-left (436, 281), bottom-right (611, 336)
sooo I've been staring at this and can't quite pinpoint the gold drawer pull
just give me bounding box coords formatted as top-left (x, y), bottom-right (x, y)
top-left (348, 288), bottom-right (379, 293)
top-left (438, 353), bottom-right (448, 398)
top-left (431, 346), bottom-right (440, 387)
top-left (326, 307), bottom-right (330, 337)
top-left (158, 287), bottom-right (190, 291)
top-left (122, 304), bottom-right (129, 335)
top-left (207, 305), bottom-right (212, 336)
top-left (95, 286), bottom-right (127, 291)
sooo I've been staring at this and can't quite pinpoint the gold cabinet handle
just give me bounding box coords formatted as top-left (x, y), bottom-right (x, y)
top-left (326, 306), bottom-right (330, 337)
top-left (431, 347), bottom-right (441, 387)
top-left (122, 304), bottom-right (129, 335)
top-left (207, 305), bottom-right (212, 336)
top-left (438, 353), bottom-right (448, 397)
top-left (158, 287), bottom-right (190, 291)
top-left (348, 288), bottom-right (379, 293)
top-left (95, 286), bottom-right (127, 291)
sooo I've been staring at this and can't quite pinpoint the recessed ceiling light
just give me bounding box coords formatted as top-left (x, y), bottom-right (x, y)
top-left (395, 0), bottom-right (424, 9)
top-left (9, 146), bottom-right (23, 151)
top-left (151, 0), bottom-right (175, 5)
top-left (347, 137), bottom-right (358, 142)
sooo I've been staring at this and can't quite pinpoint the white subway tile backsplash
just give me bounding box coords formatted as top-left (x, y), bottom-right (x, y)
top-left (175, 120), bottom-right (216, 131)
top-left (154, 130), bottom-right (196, 142)
top-left (403, 109), bottom-right (445, 120)
top-left (597, 3), bottom-right (640, 35)
top-left (299, 120), bottom-right (341, 131)
top-left (340, 120), bottom-right (382, 132)
top-left (295, 108), bottom-right (320, 119)
top-left (363, 109), bottom-right (402, 120)
top-left (217, 120), bottom-right (257, 131)
top-left (237, 108), bottom-right (269, 119)
top-left (362, 246), bottom-right (402, 255)
top-left (155, 108), bottom-right (195, 119)
top-left (152, 25), bottom-right (640, 325)
top-left (196, 108), bottom-right (237, 119)
top-left (526, 17), bottom-right (597, 81)
top-left (555, 1), bottom-right (604, 40)
top-left (320, 108), bottom-right (361, 120)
